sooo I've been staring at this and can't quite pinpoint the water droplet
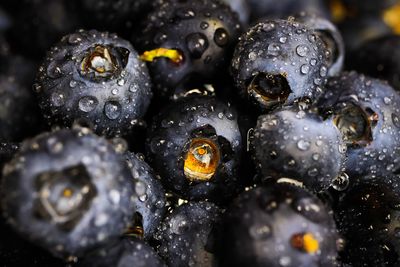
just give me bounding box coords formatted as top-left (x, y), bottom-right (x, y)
top-left (109, 190), bottom-right (120, 204)
top-left (384, 97), bottom-right (391, 104)
top-left (104, 101), bottom-right (121, 120)
top-left (214, 28), bottom-right (229, 47)
top-left (320, 66), bottom-right (327, 77)
top-left (296, 45), bottom-right (309, 57)
top-left (392, 113), bottom-right (400, 128)
top-left (69, 80), bottom-right (77, 88)
top-left (262, 22), bottom-right (275, 32)
top-left (267, 43), bottom-right (281, 56)
top-left (200, 21), bottom-right (209, 30)
top-left (78, 96), bottom-right (98, 112)
top-left (279, 37), bottom-right (287, 43)
top-left (51, 92), bottom-right (65, 107)
top-left (117, 79), bottom-right (125, 86)
top-left (307, 168), bottom-right (318, 177)
top-left (111, 88), bottom-right (118, 95)
top-left (135, 181), bottom-right (147, 197)
top-left (312, 153), bottom-right (320, 161)
top-left (310, 59), bottom-right (317, 66)
top-left (249, 224), bottom-right (272, 240)
top-left (171, 215), bottom-right (188, 235)
top-left (186, 32), bottom-right (209, 59)
top-left (332, 173), bottom-right (349, 191)
top-left (68, 33), bottom-right (82, 44)
top-left (279, 256), bottom-right (291, 266)
top-left (300, 64), bottom-right (310, 74)
top-left (308, 34), bottom-right (317, 43)
top-left (176, 8), bottom-right (195, 19)
top-left (297, 139), bottom-right (311, 151)
top-left (248, 51), bottom-right (257, 61)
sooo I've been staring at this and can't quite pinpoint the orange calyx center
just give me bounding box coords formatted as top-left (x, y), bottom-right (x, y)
top-left (290, 232), bottom-right (319, 254)
top-left (183, 138), bottom-right (220, 182)
top-left (140, 48), bottom-right (183, 64)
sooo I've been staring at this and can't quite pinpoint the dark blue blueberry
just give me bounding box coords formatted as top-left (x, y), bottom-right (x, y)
top-left (0, 128), bottom-right (137, 258)
top-left (231, 18), bottom-right (330, 111)
top-left (135, 0), bottom-right (242, 98)
top-left (216, 183), bottom-right (339, 267)
top-left (316, 71), bottom-right (400, 178)
top-left (35, 30), bottom-right (153, 137)
top-left (251, 106), bottom-right (346, 192)
top-left (146, 95), bottom-right (243, 203)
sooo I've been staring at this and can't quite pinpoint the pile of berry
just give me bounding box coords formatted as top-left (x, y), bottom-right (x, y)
top-left (0, 0), bottom-right (399, 266)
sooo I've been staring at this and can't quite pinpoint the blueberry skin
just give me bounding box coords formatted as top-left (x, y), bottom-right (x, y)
top-left (135, 0), bottom-right (242, 98)
top-left (348, 35), bottom-right (400, 91)
top-left (35, 29), bottom-right (153, 137)
top-left (335, 177), bottom-right (400, 267)
top-left (231, 19), bottom-right (330, 111)
top-left (146, 96), bottom-right (242, 203)
top-left (156, 201), bottom-right (221, 267)
top-left (295, 12), bottom-right (345, 76)
top-left (125, 152), bottom-right (166, 240)
top-left (316, 71), bottom-right (400, 178)
top-left (216, 183), bottom-right (339, 267)
top-left (0, 76), bottom-right (42, 142)
top-left (251, 107), bottom-right (346, 192)
top-left (0, 128), bottom-right (137, 258)
top-left (79, 237), bottom-right (166, 267)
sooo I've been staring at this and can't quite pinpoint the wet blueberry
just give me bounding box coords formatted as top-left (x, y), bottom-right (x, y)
top-left (146, 95), bottom-right (243, 203)
top-left (316, 71), bottom-right (400, 178)
top-left (216, 183), bottom-right (339, 267)
top-left (231, 18), bottom-right (330, 111)
top-left (34, 29), bottom-right (152, 137)
top-left (135, 0), bottom-right (242, 98)
top-left (0, 128), bottom-right (137, 258)
top-left (250, 106), bottom-right (346, 193)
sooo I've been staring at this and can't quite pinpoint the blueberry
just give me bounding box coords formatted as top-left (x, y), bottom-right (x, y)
top-left (79, 237), bottom-right (166, 267)
top-left (156, 201), bottom-right (220, 267)
top-left (34, 29), bottom-right (153, 137)
top-left (316, 71), bottom-right (400, 178)
top-left (135, 0), bottom-right (242, 98)
top-left (251, 106), bottom-right (346, 192)
top-left (335, 176), bottom-right (400, 266)
top-left (231, 18), bottom-right (330, 111)
top-left (216, 183), bottom-right (339, 267)
top-left (0, 76), bottom-right (42, 142)
top-left (0, 128), bottom-right (137, 258)
top-left (146, 95), bottom-right (243, 203)
top-left (125, 152), bottom-right (166, 240)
